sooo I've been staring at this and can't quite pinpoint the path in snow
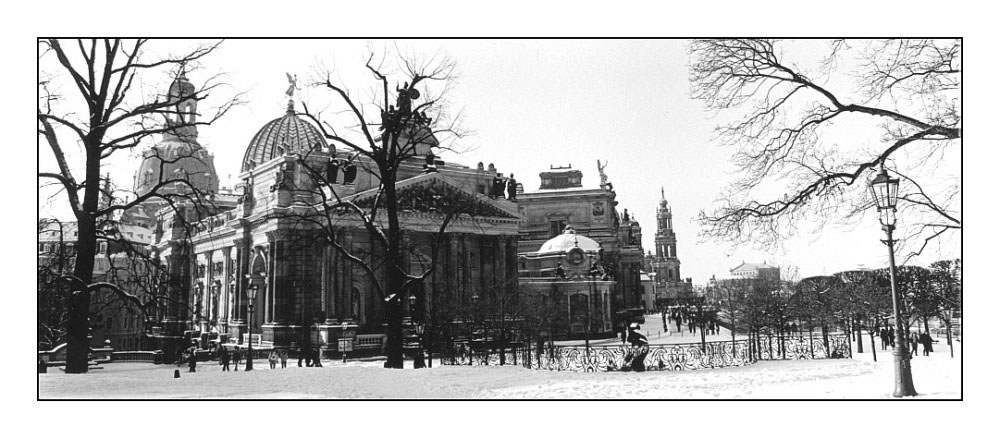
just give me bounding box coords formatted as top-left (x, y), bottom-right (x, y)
top-left (38, 337), bottom-right (960, 399)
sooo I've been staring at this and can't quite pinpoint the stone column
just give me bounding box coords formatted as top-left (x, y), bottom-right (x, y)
top-left (322, 243), bottom-right (333, 323)
top-left (448, 235), bottom-right (458, 301)
top-left (268, 240), bottom-right (278, 323)
top-left (498, 236), bottom-right (507, 286)
top-left (233, 238), bottom-right (247, 323)
top-left (204, 251), bottom-right (214, 331)
top-left (461, 234), bottom-right (470, 301)
top-left (342, 231), bottom-right (354, 321)
top-left (221, 247), bottom-right (231, 328)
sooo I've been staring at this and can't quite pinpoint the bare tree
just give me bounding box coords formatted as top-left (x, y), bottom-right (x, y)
top-left (291, 49), bottom-right (468, 368)
top-left (690, 39), bottom-right (960, 260)
top-left (834, 269), bottom-right (891, 361)
top-left (38, 39), bottom-right (241, 373)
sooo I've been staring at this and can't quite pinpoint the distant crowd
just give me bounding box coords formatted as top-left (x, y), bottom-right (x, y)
top-left (178, 343), bottom-right (324, 372)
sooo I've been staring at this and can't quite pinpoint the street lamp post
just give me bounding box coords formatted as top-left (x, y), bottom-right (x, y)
top-left (869, 167), bottom-right (917, 397)
top-left (245, 283), bottom-right (259, 371)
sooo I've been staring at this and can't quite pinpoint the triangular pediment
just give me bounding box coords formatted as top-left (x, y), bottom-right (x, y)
top-left (349, 172), bottom-right (523, 220)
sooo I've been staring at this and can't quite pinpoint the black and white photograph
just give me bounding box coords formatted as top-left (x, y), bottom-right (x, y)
top-left (21, 4), bottom-right (987, 426)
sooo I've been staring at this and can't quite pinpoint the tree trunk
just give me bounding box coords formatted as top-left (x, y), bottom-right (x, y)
top-left (869, 331), bottom-right (877, 362)
top-left (65, 145), bottom-right (103, 374)
top-left (856, 319), bottom-right (864, 354)
top-left (822, 324), bottom-right (829, 357)
top-left (383, 167), bottom-right (405, 369)
top-left (945, 320), bottom-right (953, 358)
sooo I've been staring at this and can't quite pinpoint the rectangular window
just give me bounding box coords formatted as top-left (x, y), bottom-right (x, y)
top-left (549, 220), bottom-right (566, 238)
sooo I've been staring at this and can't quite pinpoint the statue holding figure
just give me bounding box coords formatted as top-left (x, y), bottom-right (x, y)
top-left (285, 73), bottom-right (298, 99)
top-left (597, 159), bottom-right (609, 187)
top-left (396, 81), bottom-right (420, 115)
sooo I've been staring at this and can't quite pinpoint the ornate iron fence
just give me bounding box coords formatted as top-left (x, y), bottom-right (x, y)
top-left (442, 334), bottom-right (852, 372)
top-left (514, 340), bottom-right (752, 372)
top-left (754, 334), bottom-right (852, 361)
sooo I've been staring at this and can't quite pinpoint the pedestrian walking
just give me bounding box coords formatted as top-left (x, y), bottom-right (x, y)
top-left (888, 327), bottom-right (895, 347)
top-left (879, 329), bottom-right (888, 350)
top-left (219, 346), bottom-right (230, 371)
top-left (279, 349), bottom-right (288, 368)
top-left (909, 332), bottom-right (919, 358)
top-left (313, 348), bottom-right (323, 367)
top-left (187, 350), bottom-right (197, 373)
top-left (268, 350), bottom-right (279, 369)
top-left (232, 346), bottom-right (241, 368)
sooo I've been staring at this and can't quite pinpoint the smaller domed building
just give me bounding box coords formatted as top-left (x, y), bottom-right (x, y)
top-left (518, 226), bottom-right (615, 340)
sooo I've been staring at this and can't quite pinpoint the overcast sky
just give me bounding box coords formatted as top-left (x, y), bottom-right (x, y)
top-left (38, 39), bottom-right (960, 284)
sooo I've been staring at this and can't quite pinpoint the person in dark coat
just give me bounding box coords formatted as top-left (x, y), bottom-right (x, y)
top-left (888, 327), bottom-right (895, 347)
top-left (232, 346), bottom-right (241, 369)
top-left (627, 323), bottom-right (648, 347)
top-left (187, 350), bottom-right (198, 373)
top-left (919, 332), bottom-right (934, 356)
top-left (313, 348), bottom-right (323, 367)
top-left (625, 323), bottom-right (649, 372)
top-left (909, 332), bottom-right (919, 358)
top-left (879, 329), bottom-right (888, 350)
top-left (219, 346), bottom-right (230, 371)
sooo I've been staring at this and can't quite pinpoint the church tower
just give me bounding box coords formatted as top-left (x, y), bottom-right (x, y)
top-left (125, 69), bottom-right (220, 229)
top-left (653, 187), bottom-right (681, 285)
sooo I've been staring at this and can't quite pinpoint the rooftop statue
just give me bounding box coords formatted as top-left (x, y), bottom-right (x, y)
top-left (285, 73), bottom-right (298, 99)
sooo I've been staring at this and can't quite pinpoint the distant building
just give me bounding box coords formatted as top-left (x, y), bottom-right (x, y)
top-left (37, 220), bottom-right (153, 351)
top-left (729, 262), bottom-right (781, 280)
top-left (643, 188), bottom-right (694, 307)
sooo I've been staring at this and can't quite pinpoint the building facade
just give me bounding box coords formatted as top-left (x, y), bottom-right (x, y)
top-left (729, 262), bottom-right (781, 280)
top-left (516, 164), bottom-right (646, 335)
top-left (143, 76), bottom-right (522, 359)
top-left (518, 227), bottom-right (615, 339)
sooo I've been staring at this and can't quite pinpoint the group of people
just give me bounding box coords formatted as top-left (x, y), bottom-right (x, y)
top-left (210, 345), bottom-right (325, 371)
top-left (880, 327), bottom-right (936, 357)
top-left (659, 309), bottom-right (719, 336)
top-left (909, 332), bottom-right (935, 357)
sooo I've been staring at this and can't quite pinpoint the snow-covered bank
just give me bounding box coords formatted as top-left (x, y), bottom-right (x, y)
top-left (38, 341), bottom-right (960, 399)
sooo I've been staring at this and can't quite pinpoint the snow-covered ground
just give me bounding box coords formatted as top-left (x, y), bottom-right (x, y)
top-left (38, 338), bottom-right (960, 399)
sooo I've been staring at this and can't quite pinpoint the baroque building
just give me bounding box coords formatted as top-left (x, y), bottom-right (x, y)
top-left (145, 76), bottom-right (522, 360)
top-left (516, 163), bottom-right (647, 337)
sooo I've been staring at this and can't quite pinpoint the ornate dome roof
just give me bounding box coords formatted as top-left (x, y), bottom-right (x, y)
top-left (242, 106), bottom-right (327, 172)
top-left (538, 226), bottom-right (601, 254)
top-left (133, 137), bottom-right (219, 197)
